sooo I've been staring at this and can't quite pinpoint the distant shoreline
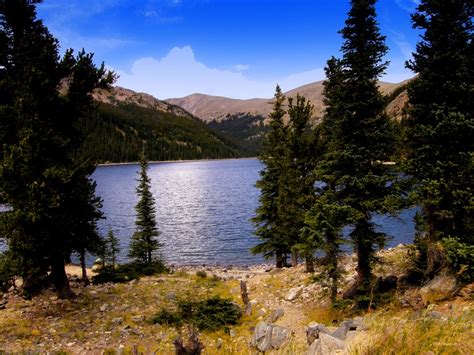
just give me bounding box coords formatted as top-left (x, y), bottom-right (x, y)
top-left (97, 157), bottom-right (258, 167)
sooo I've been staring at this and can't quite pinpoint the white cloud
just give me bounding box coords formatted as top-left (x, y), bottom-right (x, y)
top-left (116, 46), bottom-right (325, 99)
top-left (395, 0), bottom-right (420, 12)
top-left (233, 64), bottom-right (249, 71)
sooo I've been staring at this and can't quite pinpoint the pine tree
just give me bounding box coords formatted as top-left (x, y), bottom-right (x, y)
top-left (129, 153), bottom-right (161, 265)
top-left (251, 86), bottom-right (290, 268)
top-left (104, 228), bottom-right (120, 268)
top-left (319, 0), bottom-right (396, 296)
top-left (278, 94), bottom-right (316, 271)
top-left (0, 0), bottom-right (114, 298)
top-left (302, 58), bottom-right (351, 301)
top-left (403, 0), bottom-right (473, 278)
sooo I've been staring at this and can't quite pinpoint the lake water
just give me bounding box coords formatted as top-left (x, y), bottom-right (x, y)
top-left (92, 158), bottom-right (417, 266)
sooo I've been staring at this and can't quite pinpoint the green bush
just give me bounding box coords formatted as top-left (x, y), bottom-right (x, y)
top-left (195, 270), bottom-right (207, 278)
top-left (442, 237), bottom-right (474, 283)
top-left (92, 261), bottom-right (167, 284)
top-left (151, 296), bottom-right (242, 331)
top-left (0, 252), bottom-right (17, 292)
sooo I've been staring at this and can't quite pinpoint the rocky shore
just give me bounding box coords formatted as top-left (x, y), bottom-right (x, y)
top-left (0, 244), bottom-right (472, 354)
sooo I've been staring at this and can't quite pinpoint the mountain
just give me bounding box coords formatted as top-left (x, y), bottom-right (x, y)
top-left (166, 80), bottom-right (410, 122)
top-left (77, 87), bottom-right (246, 163)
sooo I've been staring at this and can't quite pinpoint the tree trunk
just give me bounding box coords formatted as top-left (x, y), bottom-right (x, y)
top-left (275, 251), bottom-right (284, 268)
top-left (291, 249), bottom-right (298, 267)
top-left (305, 252), bottom-right (315, 273)
top-left (50, 257), bottom-right (75, 299)
top-left (356, 236), bottom-right (372, 289)
top-left (80, 250), bottom-right (90, 286)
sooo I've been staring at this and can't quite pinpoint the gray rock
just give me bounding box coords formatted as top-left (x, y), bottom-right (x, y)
top-left (267, 308), bottom-right (284, 323)
top-left (251, 321), bottom-right (289, 352)
top-left (420, 275), bottom-right (457, 304)
top-left (112, 317), bottom-right (123, 325)
top-left (306, 323), bottom-right (332, 345)
top-left (99, 304), bottom-right (108, 312)
top-left (166, 292), bottom-right (176, 301)
top-left (285, 287), bottom-right (302, 301)
top-left (270, 325), bottom-right (289, 349)
top-left (332, 319), bottom-right (354, 340)
top-left (131, 315), bottom-right (145, 323)
top-left (307, 333), bottom-right (345, 355)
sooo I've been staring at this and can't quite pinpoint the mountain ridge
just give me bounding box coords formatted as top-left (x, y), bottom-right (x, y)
top-left (166, 79), bottom-right (411, 122)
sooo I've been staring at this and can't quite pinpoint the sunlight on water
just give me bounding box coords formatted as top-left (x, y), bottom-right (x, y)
top-left (0, 159), bottom-right (418, 266)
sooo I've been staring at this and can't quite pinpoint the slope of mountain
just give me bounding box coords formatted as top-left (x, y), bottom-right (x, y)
top-left (166, 80), bottom-right (410, 122)
top-left (78, 88), bottom-right (246, 163)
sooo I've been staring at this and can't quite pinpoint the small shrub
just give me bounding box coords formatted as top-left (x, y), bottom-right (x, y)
top-left (196, 270), bottom-right (207, 278)
top-left (92, 260), bottom-right (167, 284)
top-left (0, 252), bottom-right (17, 292)
top-left (151, 296), bottom-right (242, 331)
top-left (442, 237), bottom-right (474, 283)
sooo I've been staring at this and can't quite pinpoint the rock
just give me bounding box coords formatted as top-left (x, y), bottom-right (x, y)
top-left (420, 275), bottom-right (457, 304)
top-left (267, 308), bottom-right (284, 323)
top-left (306, 323), bottom-right (331, 345)
top-left (427, 311), bottom-right (447, 321)
top-left (216, 338), bottom-right (223, 349)
top-left (66, 342), bottom-right (75, 347)
top-left (99, 304), bottom-right (108, 312)
top-left (251, 321), bottom-right (289, 352)
top-left (285, 287), bottom-right (302, 301)
top-left (331, 319), bottom-right (354, 340)
top-left (112, 317), bottom-right (123, 325)
top-left (258, 308), bottom-right (267, 317)
top-left (229, 329), bottom-right (236, 338)
top-left (166, 292), bottom-right (176, 301)
top-left (270, 325), bottom-right (289, 349)
top-left (116, 344), bottom-right (125, 355)
top-left (352, 316), bottom-right (367, 331)
top-left (307, 333), bottom-right (345, 355)
top-left (131, 315), bottom-right (145, 323)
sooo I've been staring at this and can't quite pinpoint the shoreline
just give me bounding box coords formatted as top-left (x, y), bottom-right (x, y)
top-left (97, 156), bottom-right (258, 167)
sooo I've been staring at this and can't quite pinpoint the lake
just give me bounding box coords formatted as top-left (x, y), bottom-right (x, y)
top-left (92, 158), bottom-right (417, 266)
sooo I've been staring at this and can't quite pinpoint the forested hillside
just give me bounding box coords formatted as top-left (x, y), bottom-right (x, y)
top-left (78, 102), bottom-right (244, 163)
top-left (208, 113), bottom-right (269, 156)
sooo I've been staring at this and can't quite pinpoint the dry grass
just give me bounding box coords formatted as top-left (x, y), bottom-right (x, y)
top-left (349, 301), bottom-right (474, 355)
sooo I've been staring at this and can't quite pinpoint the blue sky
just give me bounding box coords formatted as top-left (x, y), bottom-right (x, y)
top-left (37, 0), bottom-right (421, 99)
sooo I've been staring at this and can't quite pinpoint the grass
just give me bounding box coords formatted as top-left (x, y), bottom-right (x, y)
top-left (350, 302), bottom-right (474, 355)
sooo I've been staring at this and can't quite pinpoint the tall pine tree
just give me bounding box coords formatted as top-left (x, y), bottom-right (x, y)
top-left (320, 0), bottom-right (396, 296)
top-left (129, 153), bottom-right (161, 265)
top-left (278, 94), bottom-right (316, 271)
top-left (251, 86), bottom-right (290, 268)
top-left (0, 0), bottom-right (114, 298)
top-left (302, 58), bottom-right (351, 301)
top-left (403, 0), bottom-right (473, 278)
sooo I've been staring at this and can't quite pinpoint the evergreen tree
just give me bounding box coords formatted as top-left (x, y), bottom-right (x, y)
top-left (104, 228), bottom-right (120, 267)
top-left (0, 0), bottom-right (114, 298)
top-left (129, 153), bottom-right (161, 264)
top-left (251, 86), bottom-right (290, 268)
top-left (403, 0), bottom-right (473, 278)
top-left (302, 58), bottom-right (351, 301)
top-left (278, 95), bottom-right (316, 271)
top-left (319, 0), bottom-right (396, 296)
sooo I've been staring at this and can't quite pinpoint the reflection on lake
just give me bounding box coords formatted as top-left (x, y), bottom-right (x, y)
top-left (92, 158), bottom-right (417, 266)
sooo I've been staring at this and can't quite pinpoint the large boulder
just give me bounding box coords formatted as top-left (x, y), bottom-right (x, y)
top-left (307, 333), bottom-right (345, 355)
top-left (251, 321), bottom-right (289, 352)
top-left (419, 275), bottom-right (457, 304)
top-left (306, 323), bottom-right (332, 345)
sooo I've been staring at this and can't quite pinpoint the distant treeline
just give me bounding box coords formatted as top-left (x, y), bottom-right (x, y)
top-left (78, 102), bottom-right (244, 163)
top-left (207, 113), bottom-right (269, 156)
